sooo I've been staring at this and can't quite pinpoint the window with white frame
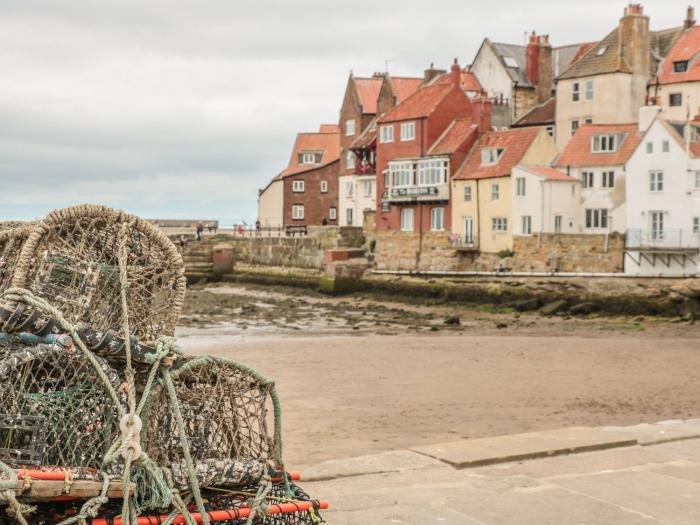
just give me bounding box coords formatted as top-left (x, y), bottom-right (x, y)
top-left (329, 207), bottom-right (337, 220)
top-left (491, 217), bottom-right (508, 233)
top-left (389, 161), bottom-right (413, 187)
top-left (649, 171), bottom-right (664, 192)
top-left (379, 125), bottom-right (394, 143)
top-left (417, 159), bottom-right (448, 185)
top-left (345, 181), bottom-right (354, 198)
top-left (345, 119), bottom-right (356, 136)
top-left (481, 147), bottom-right (504, 165)
top-left (554, 215), bottom-right (562, 233)
top-left (650, 211), bottom-right (664, 240)
top-left (516, 177), bottom-right (526, 196)
top-left (292, 180), bottom-right (305, 192)
top-left (301, 152), bottom-right (318, 164)
top-left (602, 171), bottom-right (615, 188)
top-left (646, 142), bottom-right (653, 154)
top-left (363, 180), bottom-right (373, 197)
top-left (400, 122), bottom-right (416, 141)
top-left (585, 79), bottom-right (594, 100)
top-left (400, 208), bottom-right (414, 231)
top-left (292, 205), bottom-right (304, 220)
top-left (662, 140), bottom-right (670, 153)
top-left (521, 215), bottom-right (532, 235)
top-left (463, 186), bottom-right (472, 202)
top-left (320, 180), bottom-right (328, 193)
top-left (585, 208), bottom-right (608, 228)
top-left (572, 82), bottom-right (580, 102)
top-left (430, 207), bottom-right (445, 231)
top-left (346, 150), bottom-right (354, 169)
top-left (491, 183), bottom-right (500, 200)
top-left (571, 120), bottom-right (579, 136)
top-left (346, 208), bottom-right (354, 225)
top-left (592, 134), bottom-right (618, 153)
top-left (694, 217), bottom-right (700, 234)
top-left (582, 171), bottom-right (594, 188)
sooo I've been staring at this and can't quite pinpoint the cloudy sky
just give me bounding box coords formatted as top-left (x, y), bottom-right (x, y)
top-left (0, 0), bottom-right (688, 225)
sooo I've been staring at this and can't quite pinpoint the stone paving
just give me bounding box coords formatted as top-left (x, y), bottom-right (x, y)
top-left (305, 419), bottom-right (700, 524)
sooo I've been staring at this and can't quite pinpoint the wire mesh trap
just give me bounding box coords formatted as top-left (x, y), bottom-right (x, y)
top-left (0, 204), bottom-right (326, 525)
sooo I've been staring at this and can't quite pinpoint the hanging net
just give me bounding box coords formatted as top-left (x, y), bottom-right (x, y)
top-left (0, 204), bottom-right (326, 525)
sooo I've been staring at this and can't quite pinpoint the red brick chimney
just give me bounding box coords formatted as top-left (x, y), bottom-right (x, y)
top-left (424, 62), bottom-right (447, 84)
top-left (685, 6), bottom-right (696, 29)
top-left (451, 58), bottom-right (461, 88)
top-left (619, 3), bottom-right (650, 76)
top-left (473, 94), bottom-right (493, 133)
top-left (526, 31), bottom-right (539, 84)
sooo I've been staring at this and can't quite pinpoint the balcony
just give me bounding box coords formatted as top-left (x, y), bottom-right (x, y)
top-left (387, 183), bottom-right (450, 203)
top-left (625, 229), bottom-right (700, 251)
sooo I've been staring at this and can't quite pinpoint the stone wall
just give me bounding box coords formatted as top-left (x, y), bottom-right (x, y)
top-left (512, 233), bottom-right (625, 273)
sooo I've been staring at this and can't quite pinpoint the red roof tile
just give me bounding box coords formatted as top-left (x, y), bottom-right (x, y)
top-left (390, 77), bottom-right (424, 104)
top-left (555, 123), bottom-right (642, 167)
top-left (354, 77), bottom-right (383, 114)
top-left (453, 127), bottom-right (542, 180)
top-left (656, 26), bottom-right (700, 84)
top-left (519, 165), bottom-right (578, 182)
top-left (378, 83), bottom-right (454, 123)
top-left (281, 130), bottom-right (340, 177)
top-left (427, 118), bottom-right (478, 156)
top-left (434, 69), bottom-right (482, 92)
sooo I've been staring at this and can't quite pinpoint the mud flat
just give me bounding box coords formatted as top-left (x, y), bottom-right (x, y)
top-left (176, 283), bottom-right (700, 470)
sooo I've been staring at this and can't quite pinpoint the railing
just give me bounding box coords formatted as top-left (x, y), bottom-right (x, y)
top-left (231, 225), bottom-right (308, 238)
top-left (448, 234), bottom-right (478, 250)
top-left (625, 229), bottom-right (700, 250)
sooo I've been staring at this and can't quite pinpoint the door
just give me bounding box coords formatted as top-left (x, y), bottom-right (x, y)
top-left (650, 211), bottom-right (664, 241)
top-left (464, 217), bottom-right (473, 244)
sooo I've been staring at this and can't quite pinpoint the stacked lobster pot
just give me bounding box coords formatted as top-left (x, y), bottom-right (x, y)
top-left (0, 205), bottom-right (326, 525)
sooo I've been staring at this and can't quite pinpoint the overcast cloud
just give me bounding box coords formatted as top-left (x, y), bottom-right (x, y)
top-left (0, 0), bottom-right (688, 224)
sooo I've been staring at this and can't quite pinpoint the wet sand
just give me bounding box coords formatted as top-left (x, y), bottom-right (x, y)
top-left (177, 284), bottom-right (700, 470)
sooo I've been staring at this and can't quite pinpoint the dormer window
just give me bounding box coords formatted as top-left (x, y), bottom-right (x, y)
top-left (299, 152), bottom-right (322, 165)
top-left (674, 61), bottom-right (689, 73)
top-left (481, 147), bottom-right (504, 165)
top-left (591, 134), bottom-right (619, 153)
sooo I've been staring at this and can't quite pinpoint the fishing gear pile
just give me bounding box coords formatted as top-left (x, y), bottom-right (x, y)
top-left (0, 205), bottom-right (325, 524)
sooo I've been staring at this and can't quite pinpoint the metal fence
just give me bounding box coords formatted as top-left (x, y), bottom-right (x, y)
top-left (625, 229), bottom-right (700, 249)
top-left (230, 225), bottom-right (308, 238)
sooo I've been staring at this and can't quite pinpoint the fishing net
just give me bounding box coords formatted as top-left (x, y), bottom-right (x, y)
top-left (5, 205), bottom-right (186, 347)
top-left (0, 340), bottom-right (123, 475)
top-left (0, 204), bottom-right (326, 525)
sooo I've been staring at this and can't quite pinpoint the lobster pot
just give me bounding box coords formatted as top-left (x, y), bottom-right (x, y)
top-left (0, 224), bottom-right (33, 293)
top-left (6, 205), bottom-right (186, 347)
top-left (142, 357), bottom-right (277, 490)
top-left (0, 342), bottom-right (123, 475)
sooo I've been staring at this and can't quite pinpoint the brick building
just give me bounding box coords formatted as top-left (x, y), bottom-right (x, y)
top-left (275, 124), bottom-right (341, 227)
top-left (375, 61), bottom-right (492, 233)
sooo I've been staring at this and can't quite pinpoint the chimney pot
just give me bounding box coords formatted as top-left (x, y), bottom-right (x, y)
top-left (686, 5), bottom-right (696, 28)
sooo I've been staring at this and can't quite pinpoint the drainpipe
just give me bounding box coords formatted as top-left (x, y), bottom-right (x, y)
top-left (475, 180), bottom-right (481, 249)
top-left (417, 201), bottom-right (424, 269)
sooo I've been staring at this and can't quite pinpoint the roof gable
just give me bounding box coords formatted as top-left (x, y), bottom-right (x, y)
top-left (281, 129), bottom-right (340, 177)
top-left (513, 97), bottom-right (555, 127)
top-left (656, 26), bottom-right (700, 84)
top-left (517, 165), bottom-right (578, 182)
top-left (555, 123), bottom-right (641, 167)
top-left (453, 127), bottom-right (542, 180)
top-left (354, 77), bottom-right (383, 114)
top-left (377, 82), bottom-right (455, 123)
top-left (427, 118), bottom-right (478, 156)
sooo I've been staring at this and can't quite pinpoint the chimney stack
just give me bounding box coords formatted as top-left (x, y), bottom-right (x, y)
top-left (685, 6), bottom-right (696, 28)
top-left (423, 62), bottom-right (447, 84)
top-left (451, 58), bottom-right (461, 88)
top-left (619, 3), bottom-right (650, 76)
top-left (526, 31), bottom-right (539, 84)
top-left (526, 32), bottom-right (553, 103)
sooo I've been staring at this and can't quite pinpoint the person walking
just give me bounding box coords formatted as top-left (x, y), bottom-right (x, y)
top-left (195, 222), bottom-right (203, 241)
top-left (255, 219), bottom-right (261, 237)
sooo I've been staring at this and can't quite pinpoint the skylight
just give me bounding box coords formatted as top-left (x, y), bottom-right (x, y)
top-left (503, 56), bottom-right (518, 68)
top-left (596, 46), bottom-right (607, 56)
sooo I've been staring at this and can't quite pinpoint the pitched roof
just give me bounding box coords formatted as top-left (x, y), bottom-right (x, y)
top-left (389, 77), bottom-right (424, 104)
top-left (558, 26), bottom-right (683, 80)
top-left (281, 129), bottom-right (340, 177)
top-left (517, 165), bottom-right (578, 182)
top-left (488, 40), bottom-right (593, 87)
top-left (656, 26), bottom-right (700, 84)
top-left (434, 68), bottom-right (482, 92)
top-left (354, 77), bottom-right (383, 114)
top-left (663, 120), bottom-right (700, 158)
top-left (513, 97), bottom-right (555, 127)
top-left (555, 123), bottom-right (642, 167)
top-left (378, 82), bottom-right (455, 123)
top-left (349, 117), bottom-right (378, 150)
top-left (427, 118), bottom-right (478, 156)
top-left (453, 127), bottom-right (542, 180)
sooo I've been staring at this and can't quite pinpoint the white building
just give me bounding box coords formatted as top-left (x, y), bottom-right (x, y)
top-left (624, 110), bottom-right (700, 275)
top-left (555, 123), bottom-right (643, 234)
top-left (338, 174), bottom-right (376, 227)
top-left (511, 165), bottom-right (581, 236)
top-left (257, 175), bottom-right (284, 227)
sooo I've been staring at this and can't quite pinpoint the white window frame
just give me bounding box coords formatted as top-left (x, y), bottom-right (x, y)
top-left (463, 186), bottom-right (472, 202)
top-left (491, 183), bottom-right (500, 200)
top-left (362, 180), bottom-right (373, 197)
top-left (693, 216), bottom-right (700, 234)
top-left (581, 171), bottom-right (594, 189)
top-left (516, 177), bottom-right (526, 196)
top-left (646, 142), bottom-right (653, 154)
top-left (320, 180), bottom-right (328, 193)
top-left (345, 181), bottom-right (354, 198)
top-left (329, 207), bottom-right (337, 220)
top-left (649, 171), bottom-right (664, 192)
top-left (491, 217), bottom-right (508, 233)
top-left (346, 150), bottom-right (354, 169)
top-left (585, 208), bottom-right (608, 229)
top-left (345, 119), bottom-right (356, 136)
top-left (346, 208), bottom-right (354, 225)
top-left (650, 211), bottom-right (664, 240)
top-left (602, 171), bottom-right (615, 188)
top-left (417, 159), bottom-right (448, 186)
top-left (301, 152), bottom-right (317, 164)
top-left (430, 207), bottom-right (445, 231)
top-left (521, 215), bottom-right (532, 235)
top-left (571, 120), bottom-right (579, 136)
top-left (379, 125), bottom-right (394, 143)
top-left (292, 205), bottom-right (304, 220)
top-left (585, 79), bottom-right (594, 101)
top-left (389, 161), bottom-right (414, 188)
top-left (592, 134), bottom-right (618, 153)
top-left (400, 121), bottom-right (416, 141)
top-left (662, 140), bottom-right (669, 153)
top-left (292, 180), bottom-right (305, 193)
top-left (400, 208), bottom-right (414, 231)
top-left (481, 148), bottom-right (504, 166)
top-left (554, 215), bottom-right (562, 233)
